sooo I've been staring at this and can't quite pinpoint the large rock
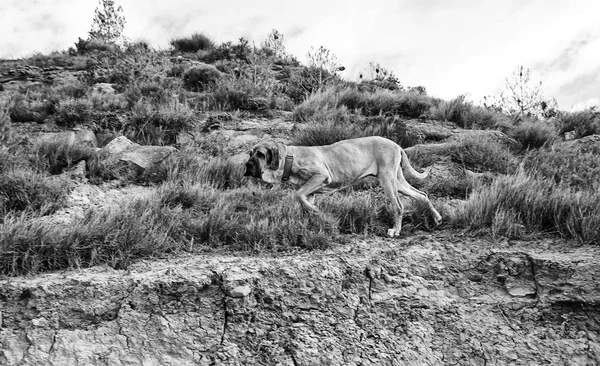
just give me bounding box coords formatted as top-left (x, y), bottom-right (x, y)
top-left (101, 136), bottom-right (178, 176)
top-left (32, 128), bottom-right (97, 148)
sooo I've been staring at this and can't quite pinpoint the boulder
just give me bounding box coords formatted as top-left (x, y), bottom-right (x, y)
top-left (118, 146), bottom-right (178, 171)
top-left (102, 135), bottom-right (140, 155)
top-left (101, 136), bottom-right (178, 177)
top-left (32, 128), bottom-right (97, 148)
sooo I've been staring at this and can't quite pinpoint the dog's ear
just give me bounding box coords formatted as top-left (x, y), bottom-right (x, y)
top-left (266, 143), bottom-right (280, 170)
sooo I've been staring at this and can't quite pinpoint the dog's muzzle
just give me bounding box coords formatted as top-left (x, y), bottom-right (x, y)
top-left (244, 158), bottom-right (262, 178)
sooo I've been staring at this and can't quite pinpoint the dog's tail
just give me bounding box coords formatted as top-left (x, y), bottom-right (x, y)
top-left (400, 148), bottom-right (431, 180)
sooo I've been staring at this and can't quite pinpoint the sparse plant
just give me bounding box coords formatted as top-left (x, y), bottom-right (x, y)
top-left (306, 46), bottom-right (344, 89)
top-left (124, 98), bottom-right (195, 145)
top-left (260, 29), bottom-right (287, 59)
top-left (483, 66), bottom-right (558, 119)
top-left (88, 0), bottom-right (128, 46)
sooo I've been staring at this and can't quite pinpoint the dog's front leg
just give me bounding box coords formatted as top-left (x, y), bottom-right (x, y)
top-left (294, 175), bottom-right (329, 212)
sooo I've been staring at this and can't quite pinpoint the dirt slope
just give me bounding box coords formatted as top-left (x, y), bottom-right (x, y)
top-left (2, 233), bottom-right (599, 365)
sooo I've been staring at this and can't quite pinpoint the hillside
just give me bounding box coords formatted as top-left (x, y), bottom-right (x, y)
top-left (1, 39), bottom-right (600, 365)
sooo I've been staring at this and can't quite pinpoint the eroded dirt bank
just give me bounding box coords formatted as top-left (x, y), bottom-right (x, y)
top-left (1, 234), bottom-right (599, 365)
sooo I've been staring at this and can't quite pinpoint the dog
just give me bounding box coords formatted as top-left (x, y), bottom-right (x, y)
top-left (244, 136), bottom-right (442, 237)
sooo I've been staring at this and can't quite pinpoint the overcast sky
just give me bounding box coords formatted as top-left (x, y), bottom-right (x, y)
top-left (1, 0), bottom-right (598, 110)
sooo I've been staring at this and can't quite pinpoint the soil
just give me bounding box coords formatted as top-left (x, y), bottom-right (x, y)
top-left (2, 205), bottom-right (600, 364)
top-left (1, 94), bottom-right (599, 364)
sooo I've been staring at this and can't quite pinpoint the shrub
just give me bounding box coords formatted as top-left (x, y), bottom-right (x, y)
top-left (360, 116), bottom-right (422, 148)
top-left (53, 98), bottom-right (93, 127)
top-left (523, 140), bottom-right (600, 191)
top-left (429, 94), bottom-right (472, 126)
top-left (449, 138), bottom-right (516, 174)
top-left (124, 99), bottom-right (195, 145)
top-left (0, 169), bottom-right (69, 219)
top-left (291, 120), bottom-right (364, 146)
top-left (182, 64), bottom-right (222, 92)
top-left (464, 105), bottom-right (508, 129)
top-left (453, 172), bottom-right (600, 243)
top-left (508, 118), bottom-right (557, 150)
top-left (170, 33), bottom-right (215, 53)
top-left (72, 37), bottom-right (119, 54)
top-left (292, 86), bottom-right (435, 122)
top-left (9, 97), bottom-right (51, 123)
top-left (556, 109), bottom-right (600, 139)
top-left (210, 78), bottom-right (270, 111)
top-left (30, 141), bottom-right (95, 175)
top-left (164, 152), bottom-right (245, 188)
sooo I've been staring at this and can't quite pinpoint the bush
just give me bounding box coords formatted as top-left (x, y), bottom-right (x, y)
top-left (124, 99), bottom-right (195, 145)
top-left (429, 94), bottom-right (472, 126)
top-left (292, 86), bottom-right (435, 122)
top-left (291, 120), bottom-right (364, 146)
top-left (0, 169), bottom-right (69, 219)
top-left (556, 109), bottom-right (600, 139)
top-left (170, 33), bottom-right (215, 53)
top-left (182, 64), bottom-right (222, 92)
top-left (453, 172), bottom-right (600, 243)
top-left (72, 37), bottom-right (120, 54)
top-left (53, 98), bottom-right (93, 127)
top-left (9, 96), bottom-right (52, 123)
top-left (508, 118), bottom-right (557, 150)
top-left (30, 141), bottom-right (94, 175)
top-left (523, 140), bottom-right (600, 191)
top-left (210, 78), bottom-right (270, 111)
top-left (449, 138), bottom-right (516, 174)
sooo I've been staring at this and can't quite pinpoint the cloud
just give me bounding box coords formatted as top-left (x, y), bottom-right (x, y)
top-left (1, 0), bottom-right (599, 110)
top-left (571, 97), bottom-right (600, 112)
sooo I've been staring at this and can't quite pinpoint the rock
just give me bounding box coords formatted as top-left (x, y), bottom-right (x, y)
top-left (405, 122), bottom-right (453, 141)
top-left (564, 130), bottom-right (576, 140)
top-left (118, 145), bottom-right (178, 171)
top-left (1, 238), bottom-right (600, 365)
top-left (93, 83), bottom-right (116, 94)
top-left (61, 160), bottom-right (87, 181)
top-left (99, 136), bottom-right (177, 177)
top-left (102, 136), bottom-right (140, 155)
top-left (570, 134), bottom-right (600, 145)
top-left (404, 129), bottom-right (520, 155)
top-left (228, 285), bottom-right (252, 298)
top-left (32, 128), bottom-right (97, 148)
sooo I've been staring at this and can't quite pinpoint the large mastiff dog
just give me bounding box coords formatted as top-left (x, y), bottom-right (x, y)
top-left (244, 136), bottom-right (442, 237)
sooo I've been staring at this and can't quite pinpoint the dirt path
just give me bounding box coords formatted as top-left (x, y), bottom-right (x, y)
top-left (2, 233), bottom-right (599, 365)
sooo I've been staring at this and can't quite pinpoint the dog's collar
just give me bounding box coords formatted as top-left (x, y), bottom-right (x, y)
top-left (281, 154), bottom-right (294, 182)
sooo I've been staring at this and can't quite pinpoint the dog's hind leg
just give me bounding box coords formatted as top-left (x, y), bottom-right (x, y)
top-left (395, 170), bottom-right (442, 225)
top-left (379, 174), bottom-right (405, 237)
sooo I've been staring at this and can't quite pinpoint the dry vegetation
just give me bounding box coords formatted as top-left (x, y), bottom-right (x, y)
top-left (1, 32), bottom-right (599, 276)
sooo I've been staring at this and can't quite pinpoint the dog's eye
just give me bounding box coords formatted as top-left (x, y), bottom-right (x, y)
top-left (256, 152), bottom-right (264, 158)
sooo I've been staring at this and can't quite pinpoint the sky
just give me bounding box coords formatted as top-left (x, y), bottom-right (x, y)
top-left (1, 0), bottom-right (599, 111)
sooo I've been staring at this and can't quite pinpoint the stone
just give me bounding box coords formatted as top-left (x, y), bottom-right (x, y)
top-left (102, 136), bottom-right (140, 155)
top-left (32, 128), bottom-right (97, 148)
top-left (228, 285), bottom-right (252, 298)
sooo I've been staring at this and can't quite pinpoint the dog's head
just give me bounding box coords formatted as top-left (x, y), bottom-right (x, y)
top-left (244, 141), bottom-right (281, 181)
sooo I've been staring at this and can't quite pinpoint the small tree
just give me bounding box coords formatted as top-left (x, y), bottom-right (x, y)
top-left (88, 0), bottom-right (128, 46)
top-left (306, 46), bottom-right (344, 88)
top-left (484, 66), bottom-right (558, 119)
top-left (261, 29), bottom-right (286, 58)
